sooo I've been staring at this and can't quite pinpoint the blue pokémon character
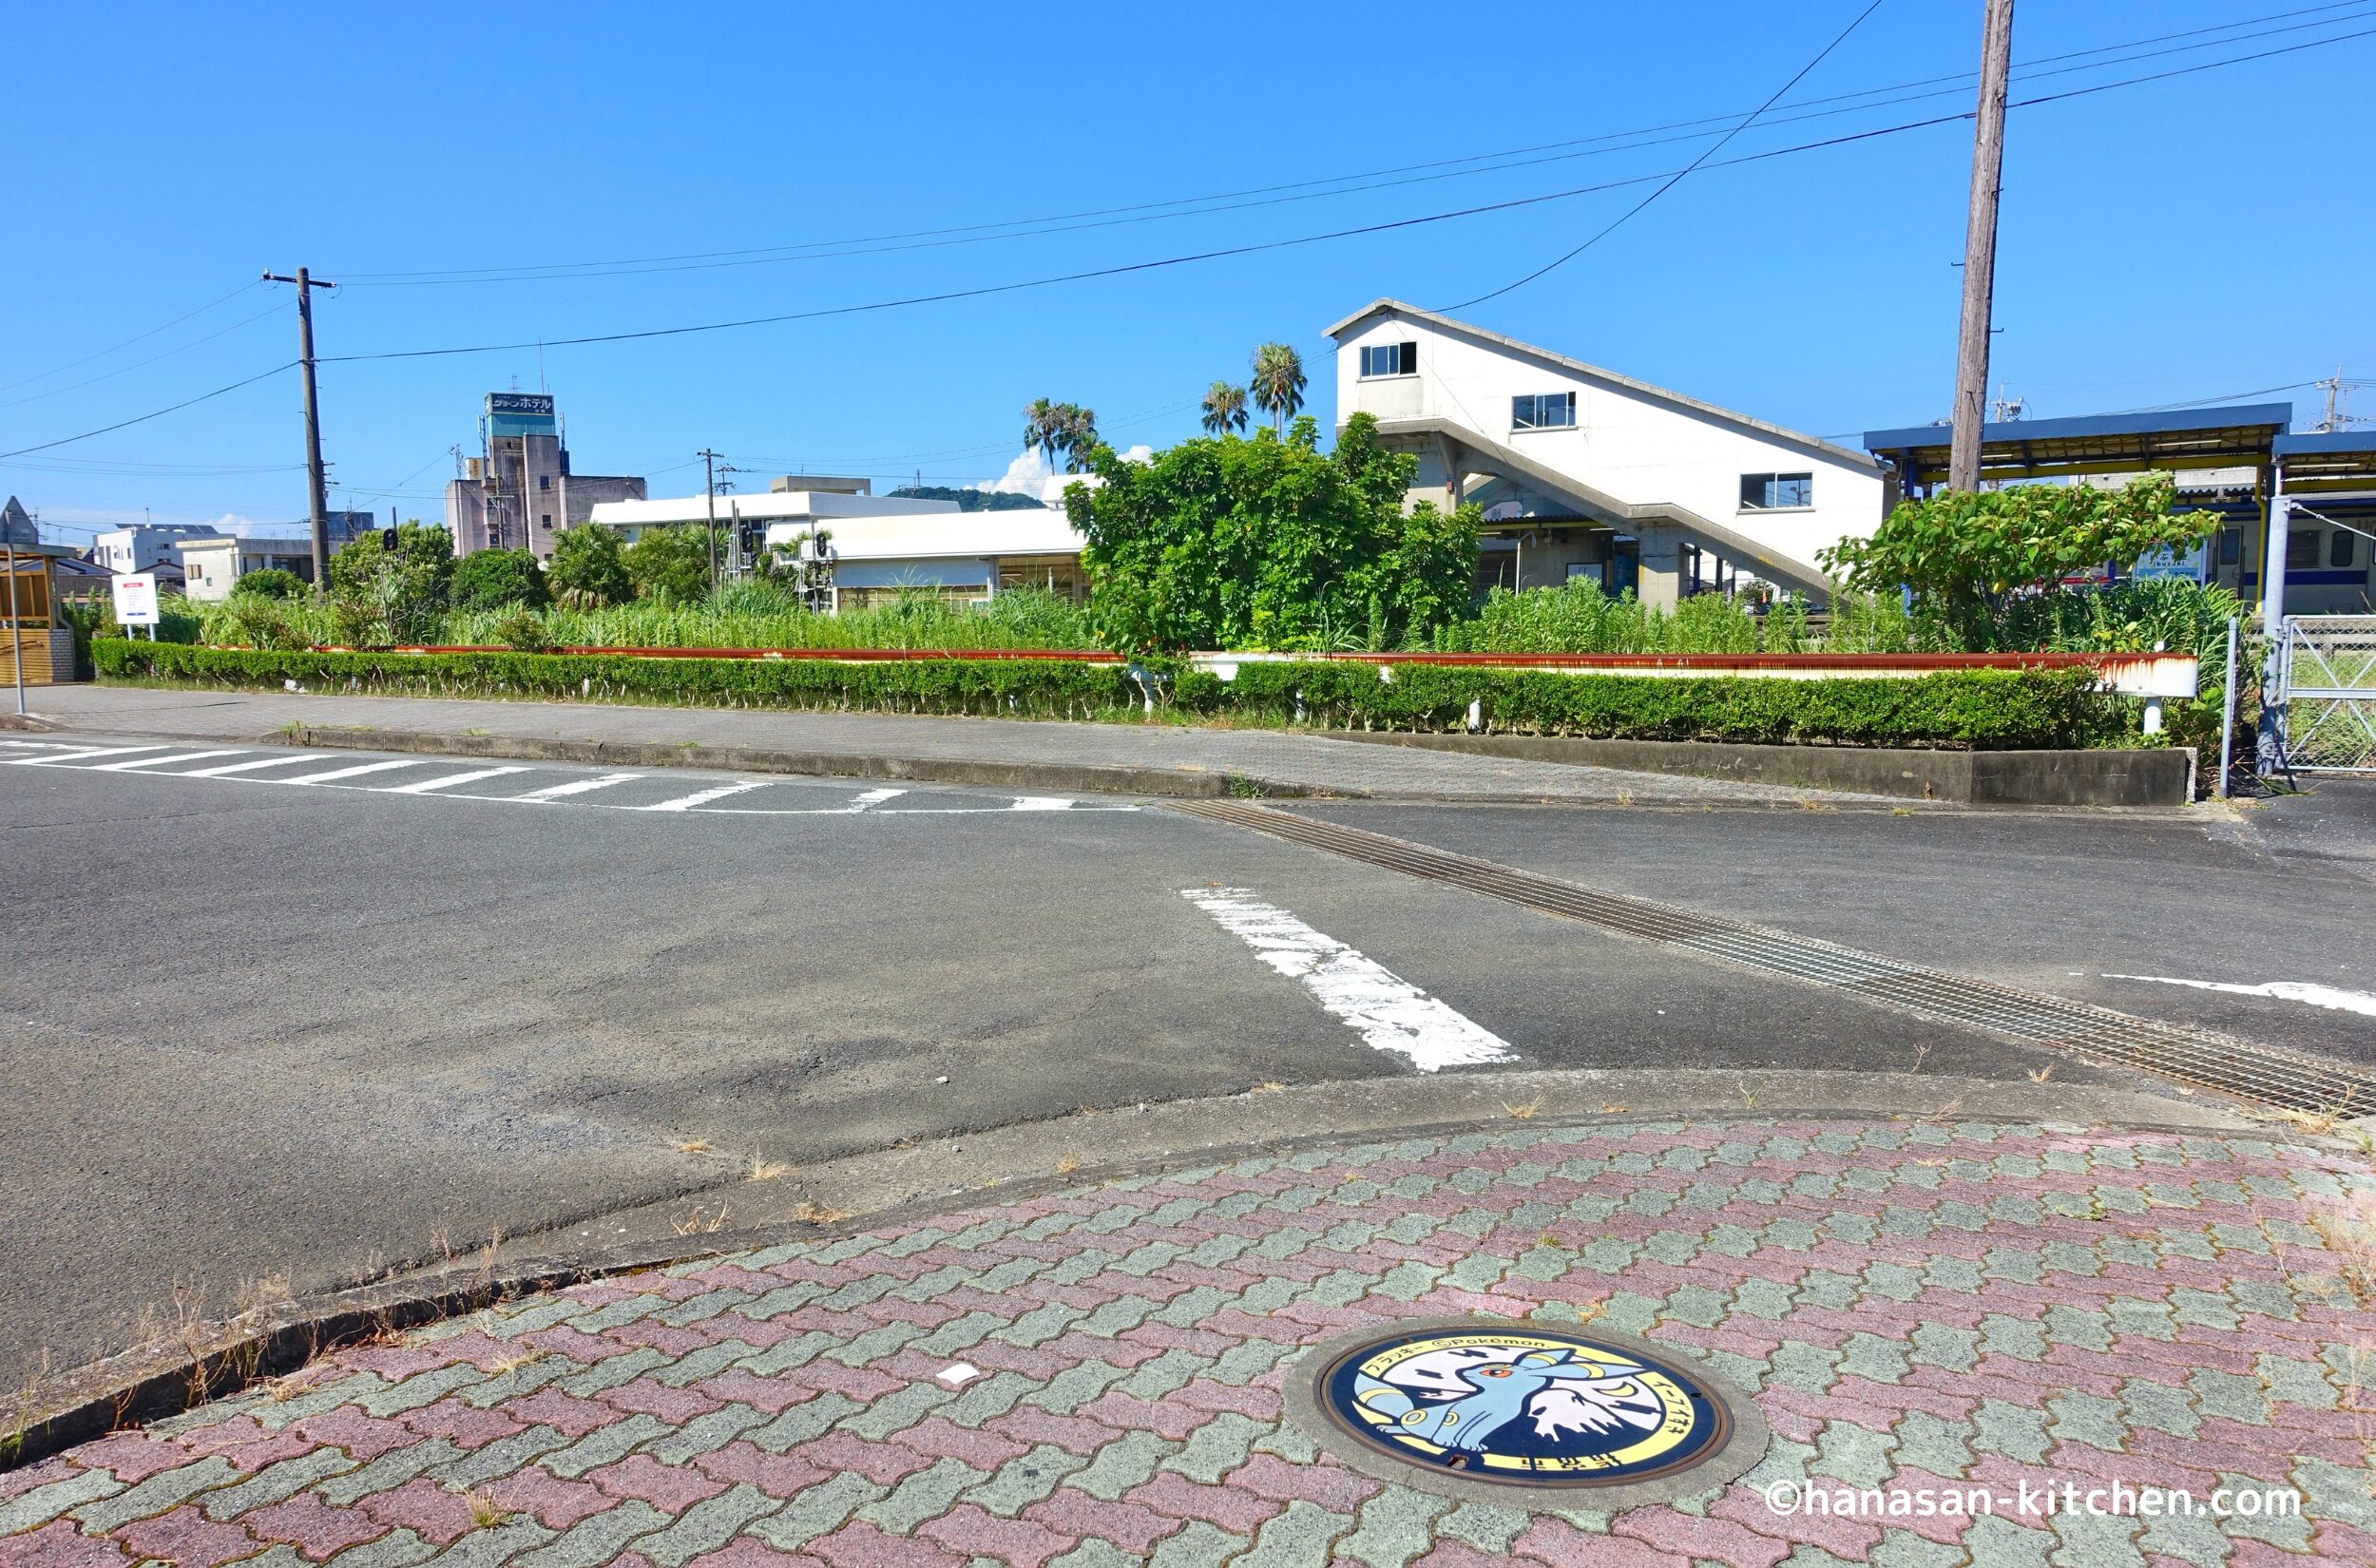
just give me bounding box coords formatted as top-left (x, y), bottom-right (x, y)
top-left (1353, 1347), bottom-right (1661, 1456)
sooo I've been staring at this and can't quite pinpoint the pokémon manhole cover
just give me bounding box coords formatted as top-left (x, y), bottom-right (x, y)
top-left (1284, 1318), bottom-right (1769, 1509)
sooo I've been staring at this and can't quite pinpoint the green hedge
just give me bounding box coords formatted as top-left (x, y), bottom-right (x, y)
top-left (94, 641), bottom-right (1139, 720)
top-left (1173, 660), bottom-right (2124, 749)
top-left (97, 641), bottom-right (2128, 749)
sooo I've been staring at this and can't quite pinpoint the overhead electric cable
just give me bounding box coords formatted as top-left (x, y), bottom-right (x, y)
top-left (0, 363), bottom-right (297, 461)
top-left (0, 280), bottom-right (265, 394)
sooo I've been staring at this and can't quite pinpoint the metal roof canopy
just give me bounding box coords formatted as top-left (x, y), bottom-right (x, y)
top-left (1864, 402), bottom-right (2294, 487)
top-left (2273, 430), bottom-right (2376, 494)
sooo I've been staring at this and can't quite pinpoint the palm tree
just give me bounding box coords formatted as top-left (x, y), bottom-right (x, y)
top-left (1200, 381), bottom-right (1250, 436)
top-left (1022, 398), bottom-right (1067, 473)
top-left (1057, 405), bottom-right (1102, 472)
top-left (1248, 343), bottom-right (1306, 434)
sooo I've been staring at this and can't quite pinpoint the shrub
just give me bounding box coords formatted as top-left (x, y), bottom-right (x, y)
top-left (623, 525), bottom-right (712, 603)
top-left (230, 567), bottom-right (303, 601)
top-left (547, 525), bottom-right (631, 606)
top-left (220, 597), bottom-right (308, 650)
top-left (489, 609), bottom-right (553, 651)
top-left (97, 641), bottom-right (2126, 750)
top-left (450, 548), bottom-right (553, 613)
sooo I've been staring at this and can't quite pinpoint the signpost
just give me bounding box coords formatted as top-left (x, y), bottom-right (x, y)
top-left (2131, 541), bottom-right (2210, 583)
top-left (112, 571), bottom-right (161, 639)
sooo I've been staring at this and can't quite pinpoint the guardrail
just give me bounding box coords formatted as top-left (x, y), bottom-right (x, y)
top-left (328, 643), bottom-right (2200, 698)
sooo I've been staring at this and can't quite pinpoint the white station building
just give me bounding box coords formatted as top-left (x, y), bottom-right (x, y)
top-left (1328, 298), bottom-right (1884, 604)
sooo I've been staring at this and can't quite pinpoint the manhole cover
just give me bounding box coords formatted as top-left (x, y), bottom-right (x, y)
top-left (1284, 1318), bottom-right (1768, 1509)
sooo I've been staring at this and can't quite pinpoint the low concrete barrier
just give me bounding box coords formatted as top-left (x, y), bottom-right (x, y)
top-left (1334, 732), bottom-right (2195, 808)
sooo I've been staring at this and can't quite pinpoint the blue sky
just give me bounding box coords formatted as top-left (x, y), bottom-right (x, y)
top-left (7, 1), bottom-right (2372, 542)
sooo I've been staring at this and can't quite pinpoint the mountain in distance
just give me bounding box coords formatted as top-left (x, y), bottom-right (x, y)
top-left (889, 485), bottom-right (1048, 513)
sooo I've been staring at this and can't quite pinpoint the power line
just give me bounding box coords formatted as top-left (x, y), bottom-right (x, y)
top-left (0, 300), bottom-right (286, 411)
top-left (1446, 0), bottom-right (1891, 312)
top-left (10, 20), bottom-right (2370, 468)
top-left (328, 3), bottom-right (2376, 290)
top-left (319, 27), bottom-right (2375, 370)
top-left (0, 363), bottom-right (296, 462)
top-left (0, 280), bottom-right (265, 395)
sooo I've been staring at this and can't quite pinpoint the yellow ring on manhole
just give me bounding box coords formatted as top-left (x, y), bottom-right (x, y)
top-left (1285, 1318), bottom-right (1768, 1509)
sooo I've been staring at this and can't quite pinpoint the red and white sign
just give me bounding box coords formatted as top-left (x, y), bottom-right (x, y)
top-left (112, 571), bottom-right (160, 626)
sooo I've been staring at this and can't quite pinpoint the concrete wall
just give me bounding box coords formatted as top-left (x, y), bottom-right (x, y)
top-left (1334, 310), bottom-right (1886, 571)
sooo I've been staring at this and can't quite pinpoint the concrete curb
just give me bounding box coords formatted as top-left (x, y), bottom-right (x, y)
top-left (269, 724), bottom-right (1317, 801)
top-left (3, 1066), bottom-right (2259, 1472)
top-left (1332, 730), bottom-right (2197, 809)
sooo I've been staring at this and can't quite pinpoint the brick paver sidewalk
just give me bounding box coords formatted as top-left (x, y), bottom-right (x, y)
top-left (27, 686), bottom-right (1868, 805)
top-left (5, 1119), bottom-right (2372, 1568)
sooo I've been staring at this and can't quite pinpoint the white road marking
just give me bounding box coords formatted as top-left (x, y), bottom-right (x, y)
top-left (1010, 796), bottom-right (1075, 811)
top-left (637, 780), bottom-right (771, 812)
top-left (86, 749), bottom-right (247, 772)
top-left (851, 788), bottom-right (906, 811)
top-left (278, 758), bottom-right (434, 785)
top-left (515, 773), bottom-right (642, 801)
top-left (383, 766), bottom-right (532, 794)
top-left (5, 744), bottom-right (178, 766)
top-left (1181, 887), bottom-right (1515, 1073)
top-left (179, 754), bottom-right (335, 776)
top-left (2102, 973), bottom-right (2376, 1018)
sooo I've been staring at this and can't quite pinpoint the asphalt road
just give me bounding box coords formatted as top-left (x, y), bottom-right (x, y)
top-left (2, 735), bottom-right (2366, 1385)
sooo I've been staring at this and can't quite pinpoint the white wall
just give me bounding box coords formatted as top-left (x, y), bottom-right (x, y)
top-left (1334, 311), bottom-right (1885, 566)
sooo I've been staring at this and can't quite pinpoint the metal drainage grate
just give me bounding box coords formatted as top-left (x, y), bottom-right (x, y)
top-left (1171, 799), bottom-right (2376, 1116)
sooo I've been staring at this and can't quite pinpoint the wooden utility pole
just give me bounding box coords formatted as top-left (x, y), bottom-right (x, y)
top-left (699, 449), bottom-right (724, 593)
top-left (1947, 0), bottom-right (2015, 494)
top-left (265, 268), bottom-right (337, 589)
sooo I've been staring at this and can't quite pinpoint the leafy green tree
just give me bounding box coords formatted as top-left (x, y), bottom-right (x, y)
top-left (623, 525), bottom-right (713, 604)
top-left (325, 522), bottom-right (452, 643)
top-left (450, 547), bottom-right (553, 612)
top-left (1818, 473), bottom-right (2217, 649)
top-left (1199, 382), bottom-right (1250, 436)
top-left (1068, 411), bottom-right (1478, 655)
top-left (1248, 343), bottom-right (1306, 434)
top-left (1023, 398), bottom-right (1101, 475)
top-left (546, 524), bottom-right (634, 605)
top-left (229, 566), bottom-right (302, 601)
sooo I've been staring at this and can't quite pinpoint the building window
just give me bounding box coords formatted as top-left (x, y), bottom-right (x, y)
top-left (2218, 526), bottom-right (2243, 566)
top-left (540, 514), bottom-right (553, 528)
top-left (2287, 529), bottom-right (2319, 570)
top-left (2334, 529), bottom-right (2357, 568)
top-left (1511, 392), bottom-right (1576, 430)
top-left (538, 474), bottom-right (551, 490)
top-left (1740, 472), bottom-right (1813, 509)
top-left (1359, 341), bottom-right (1417, 378)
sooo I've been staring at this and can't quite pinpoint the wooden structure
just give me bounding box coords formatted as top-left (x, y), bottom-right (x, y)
top-left (1, 544), bottom-right (74, 686)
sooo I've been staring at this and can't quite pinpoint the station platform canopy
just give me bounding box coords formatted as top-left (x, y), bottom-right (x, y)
top-left (1863, 403), bottom-right (2294, 491)
top-left (2271, 430), bottom-right (2376, 495)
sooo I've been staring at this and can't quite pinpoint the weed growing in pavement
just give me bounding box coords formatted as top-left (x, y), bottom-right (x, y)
top-left (1735, 1078), bottom-right (1762, 1111)
top-left (462, 1491), bottom-right (509, 1531)
top-left (1055, 1153), bottom-right (1082, 1175)
top-left (1598, 1101), bottom-right (1630, 1115)
top-left (1504, 1095), bottom-right (1545, 1119)
top-left (675, 1138), bottom-right (712, 1155)
top-left (2028, 1064), bottom-right (2056, 1084)
top-left (746, 1153), bottom-right (790, 1181)
top-left (2308, 1191), bottom-right (2376, 1309)
top-left (671, 1205), bottom-right (731, 1237)
top-left (785, 1200), bottom-right (853, 1225)
top-left (1249, 1081), bottom-right (1284, 1095)
top-left (2277, 1087), bottom-right (2362, 1138)
top-left (1907, 1043), bottom-right (1932, 1075)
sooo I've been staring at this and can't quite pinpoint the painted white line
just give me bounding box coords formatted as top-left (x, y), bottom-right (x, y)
top-left (382, 765), bottom-right (533, 795)
top-left (86, 750), bottom-right (247, 773)
top-left (278, 758), bottom-right (434, 785)
top-left (179, 754), bottom-right (335, 777)
top-left (1180, 888), bottom-right (1515, 1073)
top-left (514, 773), bottom-right (642, 801)
top-left (851, 788), bottom-right (907, 811)
top-left (637, 780), bottom-right (771, 813)
top-left (5, 744), bottom-right (178, 766)
top-left (1010, 796), bottom-right (1075, 811)
top-left (2103, 973), bottom-right (2376, 1019)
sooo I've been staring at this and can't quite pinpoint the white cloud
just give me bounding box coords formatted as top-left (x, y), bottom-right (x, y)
top-left (975, 444), bottom-right (1154, 506)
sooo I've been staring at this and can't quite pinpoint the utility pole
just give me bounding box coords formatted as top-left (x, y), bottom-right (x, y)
top-left (699, 449), bottom-right (724, 593)
top-left (1947, 0), bottom-right (2015, 494)
top-left (265, 267), bottom-right (337, 591)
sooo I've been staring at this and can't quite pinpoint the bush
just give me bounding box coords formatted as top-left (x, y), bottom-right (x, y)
top-left (97, 641), bottom-right (2126, 749)
top-left (230, 567), bottom-right (303, 601)
top-left (450, 548), bottom-right (552, 613)
top-left (547, 525), bottom-right (631, 606)
top-left (219, 597), bottom-right (308, 650)
top-left (489, 609), bottom-right (553, 651)
top-left (623, 526), bottom-right (712, 603)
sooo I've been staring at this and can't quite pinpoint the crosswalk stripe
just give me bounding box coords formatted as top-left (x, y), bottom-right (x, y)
top-left (278, 758), bottom-right (433, 785)
top-left (87, 750), bottom-right (247, 772)
top-left (5, 744), bottom-right (177, 766)
top-left (382, 766), bottom-right (532, 794)
top-left (637, 780), bottom-right (770, 812)
top-left (179, 754), bottom-right (335, 777)
top-left (514, 773), bottom-right (642, 801)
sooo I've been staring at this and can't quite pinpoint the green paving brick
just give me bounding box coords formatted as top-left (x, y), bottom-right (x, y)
top-left (745, 1473), bottom-right (887, 1550)
top-left (855, 1456), bottom-right (989, 1534)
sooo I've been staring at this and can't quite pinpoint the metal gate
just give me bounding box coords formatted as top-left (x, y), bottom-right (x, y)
top-left (2271, 616), bottom-right (2376, 773)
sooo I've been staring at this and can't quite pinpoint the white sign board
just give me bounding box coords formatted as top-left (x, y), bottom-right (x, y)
top-left (2131, 542), bottom-right (2208, 583)
top-left (112, 571), bottom-right (160, 625)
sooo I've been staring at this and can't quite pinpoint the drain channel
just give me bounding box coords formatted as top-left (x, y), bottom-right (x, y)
top-left (1171, 799), bottom-right (2374, 1116)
